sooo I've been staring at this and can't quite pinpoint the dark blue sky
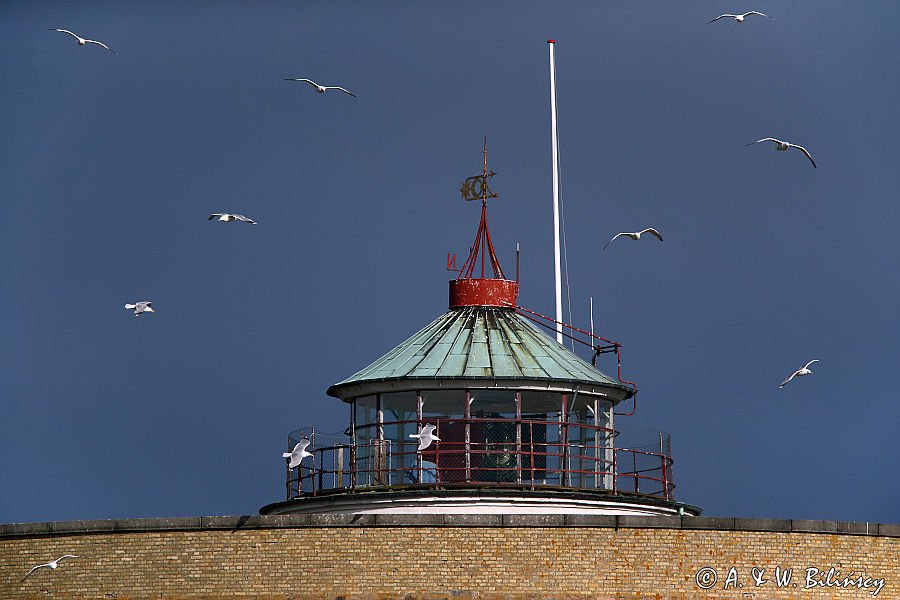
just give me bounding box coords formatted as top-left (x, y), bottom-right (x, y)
top-left (1, 1), bottom-right (897, 524)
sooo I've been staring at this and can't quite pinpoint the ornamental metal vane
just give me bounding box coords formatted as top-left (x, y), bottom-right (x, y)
top-left (460, 137), bottom-right (499, 202)
top-left (460, 170), bottom-right (498, 201)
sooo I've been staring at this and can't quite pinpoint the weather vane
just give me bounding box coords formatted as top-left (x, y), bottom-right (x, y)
top-left (460, 138), bottom-right (499, 202)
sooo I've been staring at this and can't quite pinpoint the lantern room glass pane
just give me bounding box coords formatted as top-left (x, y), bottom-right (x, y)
top-left (520, 391), bottom-right (563, 485)
top-left (567, 396), bottom-right (613, 489)
top-left (418, 390), bottom-right (465, 482)
top-left (381, 391), bottom-right (419, 479)
top-left (469, 389), bottom-right (518, 483)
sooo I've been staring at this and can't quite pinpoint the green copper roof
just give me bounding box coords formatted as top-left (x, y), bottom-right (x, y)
top-left (327, 306), bottom-right (634, 399)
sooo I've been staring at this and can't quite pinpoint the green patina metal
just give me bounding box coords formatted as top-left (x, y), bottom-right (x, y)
top-left (327, 306), bottom-right (633, 399)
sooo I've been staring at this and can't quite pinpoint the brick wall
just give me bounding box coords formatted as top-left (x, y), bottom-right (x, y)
top-left (1, 515), bottom-right (897, 599)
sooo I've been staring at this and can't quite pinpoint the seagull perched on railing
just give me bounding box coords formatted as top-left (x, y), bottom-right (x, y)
top-left (124, 301), bottom-right (154, 316)
top-left (779, 359), bottom-right (820, 388)
top-left (283, 438), bottom-right (312, 469)
top-left (603, 228), bottom-right (663, 250)
top-left (22, 555), bottom-right (79, 581)
top-left (409, 424), bottom-right (440, 451)
top-left (284, 78), bottom-right (357, 98)
top-left (208, 213), bottom-right (257, 224)
top-left (746, 138), bottom-right (817, 168)
top-left (707, 11), bottom-right (772, 24)
top-left (48, 29), bottom-right (116, 53)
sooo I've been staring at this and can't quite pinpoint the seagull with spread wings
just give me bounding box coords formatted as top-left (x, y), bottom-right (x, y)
top-left (707, 11), bottom-right (772, 24)
top-left (124, 301), bottom-right (154, 317)
top-left (779, 360), bottom-right (820, 388)
top-left (746, 138), bottom-right (817, 168)
top-left (209, 213), bottom-right (257, 224)
top-left (603, 228), bottom-right (663, 250)
top-left (22, 555), bottom-right (79, 582)
top-left (48, 29), bottom-right (116, 53)
top-left (409, 424), bottom-right (440, 452)
top-left (283, 439), bottom-right (313, 469)
top-left (284, 78), bottom-right (357, 98)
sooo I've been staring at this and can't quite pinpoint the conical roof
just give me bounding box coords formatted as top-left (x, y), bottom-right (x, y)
top-left (327, 306), bottom-right (634, 401)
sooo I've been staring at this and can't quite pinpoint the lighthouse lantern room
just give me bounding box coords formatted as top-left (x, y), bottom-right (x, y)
top-left (261, 149), bottom-right (699, 517)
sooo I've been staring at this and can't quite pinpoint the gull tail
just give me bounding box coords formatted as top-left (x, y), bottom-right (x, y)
top-left (125, 304), bottom-right (136, 310)
top-left (282, 452), bottom-right (291, 458)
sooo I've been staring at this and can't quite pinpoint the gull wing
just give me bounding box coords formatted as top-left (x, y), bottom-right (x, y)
top-left (803, 359), bottom-right (820, 369)
top-left (209, 214), bottom-right (225, 220)
top-left (285, 78), bottom-right (320, 89)
top-left (745, 138), bottom-right (780, 146)
top-left (49, 28), bottom-right (81, 40)
top-left (707, 14), bottom-right (736, 24)
top-left (326, 86), bottom-right (357, 98)
top-left (791, 144), bottom-right (817, 168)
top-left (641, 227), bottom-right (663, 241)
top-left (745, 11), bottom-right (771, 19)
top-left (85, 39), bottom-right (116, 53)
top-left (603, 232), bottom-right (626, 250)
top-left (235, 214), bottom-right (257, 224)
top-left (779, 370), bottom-right (799, 388)
top-left (22, 562), bottom-right (55, 581)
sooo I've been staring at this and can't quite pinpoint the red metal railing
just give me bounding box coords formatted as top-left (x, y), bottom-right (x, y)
top-left (285, 418), bottom-right (674, 501)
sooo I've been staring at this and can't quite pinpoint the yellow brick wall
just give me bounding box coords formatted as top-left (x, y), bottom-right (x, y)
top-left (1, 519), bottom-right (897, 599)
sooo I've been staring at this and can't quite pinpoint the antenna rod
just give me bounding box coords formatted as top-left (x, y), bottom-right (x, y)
top-left (548, 39), bottom-right (563, 344)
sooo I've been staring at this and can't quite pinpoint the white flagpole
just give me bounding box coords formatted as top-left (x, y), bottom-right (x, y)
top-left (548, 39), bottom-right (563, 344)
top-left (590, 296), bottom-right (594, 340)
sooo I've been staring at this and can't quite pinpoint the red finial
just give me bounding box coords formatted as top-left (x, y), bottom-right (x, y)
top-left (547, 39), bottom-right (556, 43)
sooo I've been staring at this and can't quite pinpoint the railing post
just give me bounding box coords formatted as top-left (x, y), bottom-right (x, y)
top-left (660, 431), bottom-right (669, 500)
top-left (529, 421), bottom-right (536, 489)
top-left (515, 392), bottom-right (522, 484)
top-left (633, 451), bottom-right (638, 494)
top-left (464, 390), bottom-right (471, 483)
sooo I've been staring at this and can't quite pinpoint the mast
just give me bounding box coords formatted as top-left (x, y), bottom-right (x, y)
top-left (548, 39), bottom-right (563, 344)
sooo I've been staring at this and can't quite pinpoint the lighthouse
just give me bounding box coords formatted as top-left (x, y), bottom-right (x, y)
top-left (261, 150), bottom-right (699, 517)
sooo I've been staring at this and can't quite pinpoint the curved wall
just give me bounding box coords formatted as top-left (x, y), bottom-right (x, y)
top-left (2, 514), bottom-right (897, 599)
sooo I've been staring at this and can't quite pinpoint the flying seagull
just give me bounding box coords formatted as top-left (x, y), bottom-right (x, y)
top-left (22, 555), bottom-right (79, 582)
top-left (603, 228), bottom-right (664, 250)
top-left (284, 78), bottom-right (357, 98)
top-left (283, 438), bottom-right (312, 469)
top-left (746, 138), bottom-right (817, 168)
top-left (48, 29), bottom-right (116, 53)
top-left (124, 301), bottom-right (154, 316)
top-left (209, 213), bottom-right (257, 224)
top-left (707, 11), bottom-right (772, 24)
top-left (779, 359), bottom-right (820, 388)
top-left (409, 424), bottom-right (440, 451)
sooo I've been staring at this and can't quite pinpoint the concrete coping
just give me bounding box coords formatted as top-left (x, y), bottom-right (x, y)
top-left (0, 515), bottom-right (896, 539)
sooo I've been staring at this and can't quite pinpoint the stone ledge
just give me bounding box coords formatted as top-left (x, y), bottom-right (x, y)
top-left (1, 515), bottom-right (897, 539)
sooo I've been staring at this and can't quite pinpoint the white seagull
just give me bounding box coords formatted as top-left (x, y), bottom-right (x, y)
top-left (284, 78), bottom-right (357, 98)
top-left (779, 359), bottom-right (820, 388)
top-left (48, 29), bottom-right (116, 53)
top-left (209, 213), bottom-right (257, 224)
top-left (124, 301), bottom-right (154, 317)
top-left (746, 138), bottom-right (817, 168)
top-left (22, 555), bottom-right (79, 582)
top-left (283, 439), bottom-right (313, 469)
top-left (707, 11), bottom-right (771, 24)
top-left (603, 228), bottom-right (664, 250)
top-left (409, 424), bottom-right (440, 451)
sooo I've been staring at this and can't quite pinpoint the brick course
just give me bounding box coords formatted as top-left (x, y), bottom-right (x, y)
top-left (1, 515), bottom-right (896, 599)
